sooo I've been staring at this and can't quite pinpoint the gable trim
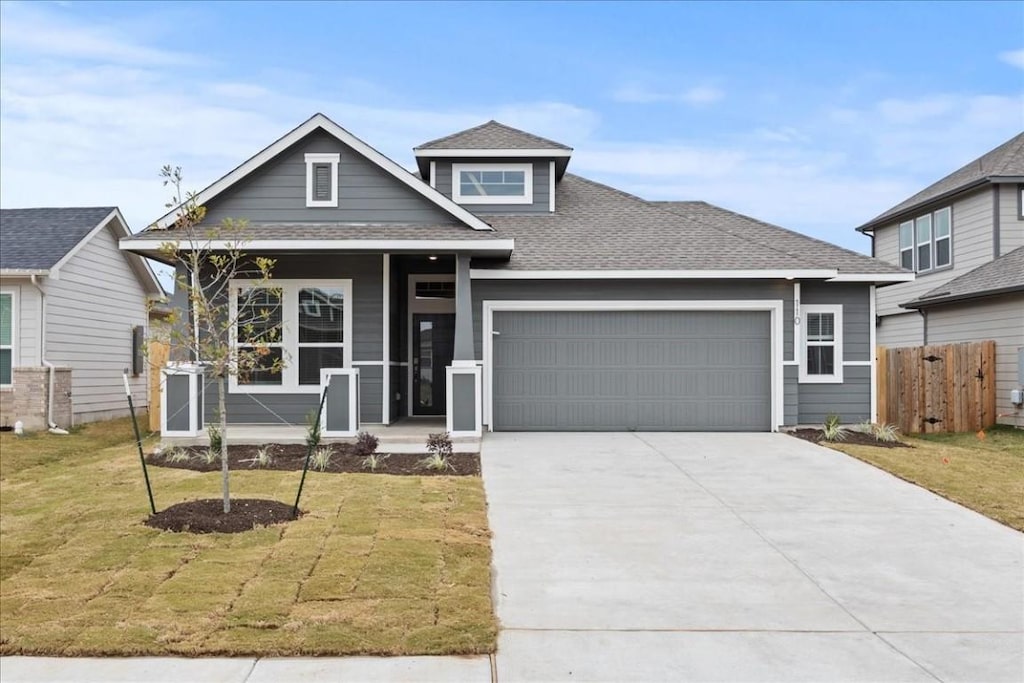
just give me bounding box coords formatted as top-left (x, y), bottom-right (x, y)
top-left (151, 114), bottom-right (495, 232)
top-left (49, 208), bottom-right (163, 295)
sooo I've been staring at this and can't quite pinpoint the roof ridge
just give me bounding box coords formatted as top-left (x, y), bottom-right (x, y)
top-left (415, 119), bottom-right (571, 150)
top-left (414, 120), bottom-right (497, 149)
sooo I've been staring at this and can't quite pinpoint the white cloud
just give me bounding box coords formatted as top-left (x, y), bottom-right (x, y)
top-left (999, 48), bottom-right (1024, 69)
top-left (612, 84), bottom-right (725, 106)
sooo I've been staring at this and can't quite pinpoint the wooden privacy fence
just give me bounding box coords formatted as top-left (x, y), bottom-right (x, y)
top-left (877, 341), bottom-right (996, 434)
top-left (148, 340), bottom-right (169, 432)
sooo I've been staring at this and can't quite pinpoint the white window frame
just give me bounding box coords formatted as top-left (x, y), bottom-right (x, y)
top-left (898, 220), bottom-right (914, 271)
top-left (898, 207), bottom-right (952, 273)
top-left (0, 287), bottom-right (16, 389)
top-left (452, 163), bottom-right (533, 205)
top-left (229, 279), bottom-right (352, 394)
top-left (799, 304), bottom-right (843, 384)
top-left (305, 153), bottom-right (340, 208)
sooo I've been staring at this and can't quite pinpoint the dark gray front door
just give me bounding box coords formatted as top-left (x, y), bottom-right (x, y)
top-left (492, 310), bottom-right (772, 431)
top-left (413, 313), bottom-right (455, 415)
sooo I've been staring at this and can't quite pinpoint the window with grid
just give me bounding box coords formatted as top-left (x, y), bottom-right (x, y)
top-left (897, 206), bottom-right (951, 273)
top-left (800, 305), bottom-right (843, 383)
top-left (236, 287), bottom-right (283, 386)
top-left (452, 163), bottom-right (533, 204)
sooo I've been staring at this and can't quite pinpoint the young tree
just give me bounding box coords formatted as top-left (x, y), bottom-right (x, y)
top-left (155, 166), bottom-right (280, 513)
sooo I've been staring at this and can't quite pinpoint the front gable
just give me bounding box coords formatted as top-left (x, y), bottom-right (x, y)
top-left (152, 114), bottom-right (494, 232)
top-left (201, 129), bottom-right (459, 226)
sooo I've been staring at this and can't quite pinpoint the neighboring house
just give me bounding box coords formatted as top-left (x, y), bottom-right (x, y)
top-left (857, 133), bottom-right (1024, 427)
top-left (0, 207), bottom-right (163, 429)
top-left (121, 114), bottom-right (908, 436)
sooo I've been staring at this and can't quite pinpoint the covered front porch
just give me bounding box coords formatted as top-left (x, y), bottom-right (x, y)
top-left (156, 248), bottom-right (491, 442)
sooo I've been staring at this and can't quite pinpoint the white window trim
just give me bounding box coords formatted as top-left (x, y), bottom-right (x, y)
top-left (899, 207), bottom-right (952, 274)
top-left (0, 287), bottom-right (16, 388)
top-left (452, 163), bottom-right (533, 205)
top-left (799, 304), bottom-right (843, 384)
top-left (228, 279), bottom-right (352, 394)
top-left (305, 153), bottom-right (340, 208)
top-left (481, 299), bottom-right (785, 432)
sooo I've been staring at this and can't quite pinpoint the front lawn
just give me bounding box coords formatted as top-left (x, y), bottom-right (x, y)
top-left (830, 425), bottom-right (1024, 532)
top-left (0, 419), bottom-right (497, 656)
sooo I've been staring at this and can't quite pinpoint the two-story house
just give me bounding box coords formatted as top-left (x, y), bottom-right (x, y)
top-left (857, 132), bottom-right (1024, 427)
top-left (122, 114), bottom-right (909, 438)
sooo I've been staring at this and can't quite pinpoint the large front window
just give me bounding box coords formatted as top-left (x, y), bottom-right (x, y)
top-left (452, 163), bottom-right (533, 205)
top-left (800, 304), bottom-right (843, 384)
top-left (898, 206), bottom-right (951, 273)
top-left (230, 279), bottom-right (352, 393)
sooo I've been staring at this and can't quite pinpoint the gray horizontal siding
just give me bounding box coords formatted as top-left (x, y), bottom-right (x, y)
top-left (801, 282), bottom-right (871, 362)
top-left (925, 294), bottom-right (1024, 428)
top-left (434, 159), bottom-right (551, 214)
top-left (875, 188), bottom-right (994, 316)
top-left (42, 223), bottom-right (149, 420)
top-left (997, 183), bottom-right (1024, 254)
top-left (798, 366), bottom-right (871, 425)
top-left (201, 129), bottom-right (456, 225)
top-left (878, 311), bottom-right (924, 348)
top-left (202, 364), bottom-right (383, 426)
top-left (784, 365), bottom-right (798, 426)
top-left (472, 279), bottom-right (794, 360)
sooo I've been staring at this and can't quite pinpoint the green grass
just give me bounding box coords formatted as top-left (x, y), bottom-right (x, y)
top-left (832, 425), bottom-right (1024, 532)
top-left (0, 418), bottom-right (497, 656)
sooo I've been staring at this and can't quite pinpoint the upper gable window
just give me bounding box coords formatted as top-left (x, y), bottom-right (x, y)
top-left (452, 163), bottom-right (533, 205)
top-left (897, 206), bottom-right (951, 273)
top-left (305, 153), bottom-right (340, 208)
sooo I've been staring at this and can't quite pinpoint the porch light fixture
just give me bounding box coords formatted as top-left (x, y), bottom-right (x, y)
top-left (428, 255), bottom-right (438, 261)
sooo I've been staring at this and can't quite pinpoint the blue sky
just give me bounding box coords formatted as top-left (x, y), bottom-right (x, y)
top-left (1, 0), bottom-right (1022, 261)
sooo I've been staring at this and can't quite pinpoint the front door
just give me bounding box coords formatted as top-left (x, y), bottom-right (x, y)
top-left (412, 313), bottom-right (455, 415)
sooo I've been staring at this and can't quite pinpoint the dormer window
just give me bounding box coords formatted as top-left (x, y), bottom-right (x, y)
top-left (452, 163), bottom-right (533, 205)
top-left (305, 153), bottom-right (339, 207)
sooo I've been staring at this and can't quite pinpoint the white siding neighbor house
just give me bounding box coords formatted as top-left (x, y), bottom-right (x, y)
top-left (0, 207), bottom-right (163, 429)
top-left (857, 133), bottom-right (1024, 428)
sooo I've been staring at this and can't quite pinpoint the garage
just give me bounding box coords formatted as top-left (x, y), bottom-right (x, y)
top-left (489, 308), bottom-right (773, 431)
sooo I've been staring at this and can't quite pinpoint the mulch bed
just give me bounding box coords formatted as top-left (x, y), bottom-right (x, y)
top-left (145, 498), bottom-right (297, 534)
top-left (788, 428), bottom-right (911, 449)
top-left (147, 444), bottom-right (480, 476)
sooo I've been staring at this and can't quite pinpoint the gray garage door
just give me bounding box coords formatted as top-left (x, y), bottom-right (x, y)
top-left (492, 310), bottom-right (771, 431)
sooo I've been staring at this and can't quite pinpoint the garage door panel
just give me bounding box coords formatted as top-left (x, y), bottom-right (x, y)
top-left (493, 310), bottom-right (771, 431)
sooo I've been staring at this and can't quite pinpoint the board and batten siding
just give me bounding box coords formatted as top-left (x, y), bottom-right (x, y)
top-left (874, 188), bottom-right (995, 332)
top-left (190, 254), bottom-right (385, 425)
top-left (925, 294), bottom-right (1024, 428)
top-left (0, 279), bottom-right (42, 367)
top-left (433, 160), bottom-right (552, 215)
top-left (43, 224), bottom-right (149, 422)
top-left (997, 183), bottom-right (1024, 255)
top-left (201, 129), bottom-right (456, 226)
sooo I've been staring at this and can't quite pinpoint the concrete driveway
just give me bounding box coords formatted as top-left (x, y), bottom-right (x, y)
top-left (482, 432), bottom-right (1024, 682)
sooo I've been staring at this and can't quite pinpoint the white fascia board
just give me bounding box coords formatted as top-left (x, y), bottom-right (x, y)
top-left (121, 238), bottom-right (515, 254)
top-left (827, 272), bottom-right (916, 283)
top-left (413, 148), bottom-right (573, 158)
top-left (151, 114), bottom-right (495, 232)
top-left (470, 269), bottom-right (837, 280)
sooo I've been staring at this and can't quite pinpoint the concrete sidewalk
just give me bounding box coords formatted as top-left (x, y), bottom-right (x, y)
top-left (0, 655), bottom-right (493, 682)
top-left (482, 432), bottom-right (1024, 682)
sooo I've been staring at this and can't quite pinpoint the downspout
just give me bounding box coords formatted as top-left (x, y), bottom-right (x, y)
top-left (29, 275), bottom-right (68, 434)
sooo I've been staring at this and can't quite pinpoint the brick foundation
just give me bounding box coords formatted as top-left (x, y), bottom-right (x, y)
top-left (0, 367), bottom-right (72, 431)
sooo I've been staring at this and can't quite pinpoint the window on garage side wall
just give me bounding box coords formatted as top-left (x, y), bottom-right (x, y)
top-left (800, 304), bottom-right (843, 384)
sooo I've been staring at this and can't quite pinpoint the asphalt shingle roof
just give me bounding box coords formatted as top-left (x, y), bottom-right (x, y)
top-left (477, 175), bottom-right (904, 274)
top-left (0, 207), bottom-right (116, 270)
top-left (904, 246), bottom-right (1024, 308)
top-left (656, 201), bottom-right (903, 275)
top-left (859, 132), bottom-right (1024, 231)
top-left (415, 120), bottom-right (572, 151)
